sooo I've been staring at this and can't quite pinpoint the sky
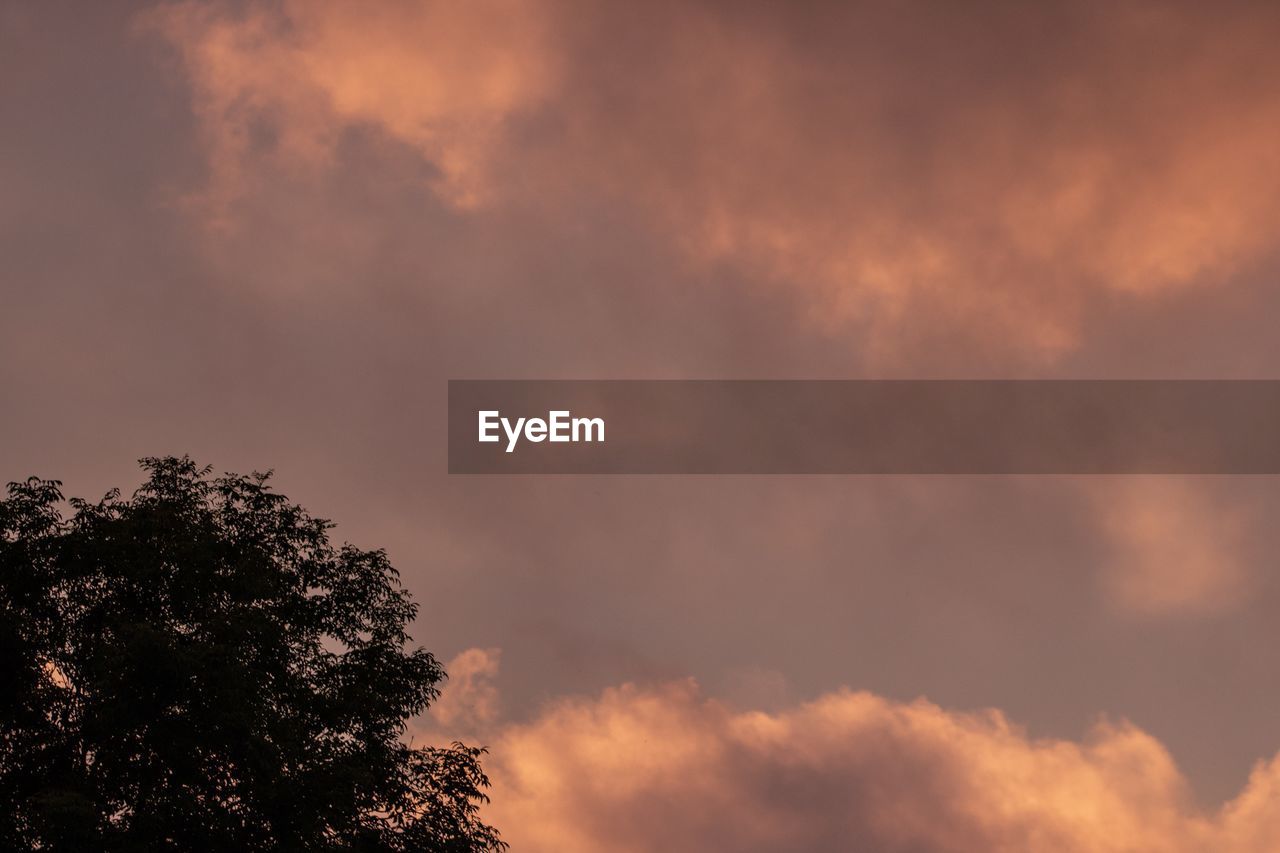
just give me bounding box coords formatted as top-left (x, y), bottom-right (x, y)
top-left (5, 1), bottom-right (1280, 849)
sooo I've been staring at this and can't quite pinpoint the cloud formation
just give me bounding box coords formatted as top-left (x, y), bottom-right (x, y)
top-left (1092, 478), bottom-right (1251, 617)
top-left (426, 647), bottom-right (503, 737)
top-left (472, 675), bottom-right (1280, 853)
top-left (144, 0), bottom-right (558, 216)
top-left (150, 0), bottom-right (1280, 357)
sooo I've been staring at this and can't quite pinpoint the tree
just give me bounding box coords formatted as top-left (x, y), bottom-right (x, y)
top-left (0, 457), bottom-right (504, 852)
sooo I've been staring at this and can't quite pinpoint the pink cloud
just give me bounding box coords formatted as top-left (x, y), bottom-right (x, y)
top-left (1090, 478), bottom-right (1251, 617)
top-left (416, 649), bottom-right (1280, 851)
top-left (484, 679), bottom-right (1280, 852)
top-left (148, 1), bottom-right (1280, 359)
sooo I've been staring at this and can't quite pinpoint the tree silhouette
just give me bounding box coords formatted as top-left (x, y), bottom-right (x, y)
top-left (0, 457), bottom-right (504, 852)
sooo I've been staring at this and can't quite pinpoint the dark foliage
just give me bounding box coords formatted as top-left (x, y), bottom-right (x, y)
top-left (0, 457), bottom-right (504, 852)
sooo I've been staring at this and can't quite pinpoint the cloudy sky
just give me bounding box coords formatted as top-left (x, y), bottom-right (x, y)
top-left (6, 1), bottom-right (1280, 849)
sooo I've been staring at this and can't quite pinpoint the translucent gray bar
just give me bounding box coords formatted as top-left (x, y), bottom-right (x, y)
top-left (448, 380), bottom-right (1280, 474)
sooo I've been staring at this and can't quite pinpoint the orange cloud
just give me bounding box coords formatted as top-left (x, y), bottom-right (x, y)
top-left (482, 679), bottom-right (1280, 853)
top-left (1091, 478), bottom-right (1250, 617)
top-left (426, 647), bottom-right (502, 736)
top-left (417, 649), bottom-right (1280, 851)
top-left (143, 0), bottom-right (558, 219)
top-left (148, 1), bottom-right (1280, 359)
